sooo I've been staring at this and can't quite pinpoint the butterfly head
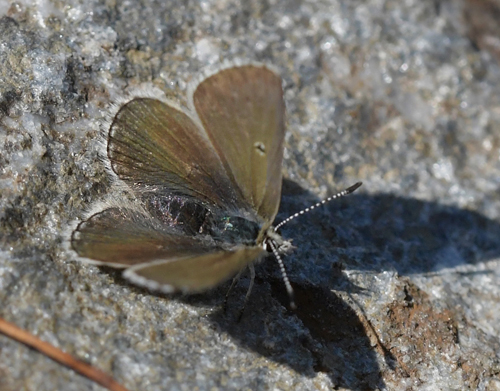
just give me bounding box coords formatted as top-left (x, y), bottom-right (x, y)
top-left (263, 226), bottom-right (294, 254)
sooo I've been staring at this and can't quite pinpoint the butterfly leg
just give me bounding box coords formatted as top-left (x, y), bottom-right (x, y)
top-left (223, 268), bottom-right (244, 313)
top-left (237, 263), bottom-right (255, 322)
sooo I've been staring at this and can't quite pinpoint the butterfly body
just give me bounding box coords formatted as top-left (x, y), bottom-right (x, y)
top-left (143, 194), bottom-right (256, 244)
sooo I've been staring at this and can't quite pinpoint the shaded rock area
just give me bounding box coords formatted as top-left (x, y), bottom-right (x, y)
top-left (1, 0), bottom-right (500, 390)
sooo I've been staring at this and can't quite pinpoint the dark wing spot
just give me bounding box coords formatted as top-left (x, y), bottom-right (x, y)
top-left (254, 141), bottom-right (266, 156)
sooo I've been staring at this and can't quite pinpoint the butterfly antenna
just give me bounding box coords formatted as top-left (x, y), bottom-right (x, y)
top-left (275, 182), bottom-right (362, 230)
top-left (269, 240), bottom-right (296, 309)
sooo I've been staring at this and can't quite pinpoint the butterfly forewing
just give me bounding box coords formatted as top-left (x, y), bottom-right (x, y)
top-left (108, 98), bottom-right (242, 210)
top-left (125, 247), bottom-right (264, 293)
top-left (192, 65), bottom-right (285, 225)
top-left (71, 207), bottom-right (213, 267)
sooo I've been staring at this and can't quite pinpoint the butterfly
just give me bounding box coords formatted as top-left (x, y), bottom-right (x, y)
top-left (70, 62), bottom-right (361, 304)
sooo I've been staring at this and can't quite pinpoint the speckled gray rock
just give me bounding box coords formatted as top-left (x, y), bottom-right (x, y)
top-left (1, 1), bottom-right (500, 390)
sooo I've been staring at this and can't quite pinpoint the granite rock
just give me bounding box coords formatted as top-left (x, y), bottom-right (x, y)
top-left (1, 0), bottom-right (499, 390)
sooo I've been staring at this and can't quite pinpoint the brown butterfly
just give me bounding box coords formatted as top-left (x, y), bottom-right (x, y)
top-left (70, 63), bottom-right (361, 304)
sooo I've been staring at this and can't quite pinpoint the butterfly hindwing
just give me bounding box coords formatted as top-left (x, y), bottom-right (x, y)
top-left (71, 206), bottom-right (214, 267)
top-left (124, 247), bottom-right (265, 293)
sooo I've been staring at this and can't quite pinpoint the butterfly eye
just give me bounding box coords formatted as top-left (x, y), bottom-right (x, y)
top-left (254, 141), bottom-right (266, 155)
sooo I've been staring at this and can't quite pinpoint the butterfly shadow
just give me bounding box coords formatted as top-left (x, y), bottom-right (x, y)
top-left (208, 276), bottom-right (387, 390)
top-left (269, 179), bottom-right (500, 281)
top-left (178, 179), bottom-right (500, 389)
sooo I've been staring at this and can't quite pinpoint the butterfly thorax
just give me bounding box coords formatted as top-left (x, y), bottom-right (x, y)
top-left (209, 213), bottom-right (263, 246)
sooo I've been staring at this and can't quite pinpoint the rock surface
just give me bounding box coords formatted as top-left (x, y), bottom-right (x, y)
top-left (1, 0), bottom-right (499, 390)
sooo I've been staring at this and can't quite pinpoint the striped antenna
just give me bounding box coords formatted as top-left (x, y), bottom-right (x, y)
top-left (268, 239), bottom-right (296, 309)
top-left (275, 182), bottom-right (362, 230)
